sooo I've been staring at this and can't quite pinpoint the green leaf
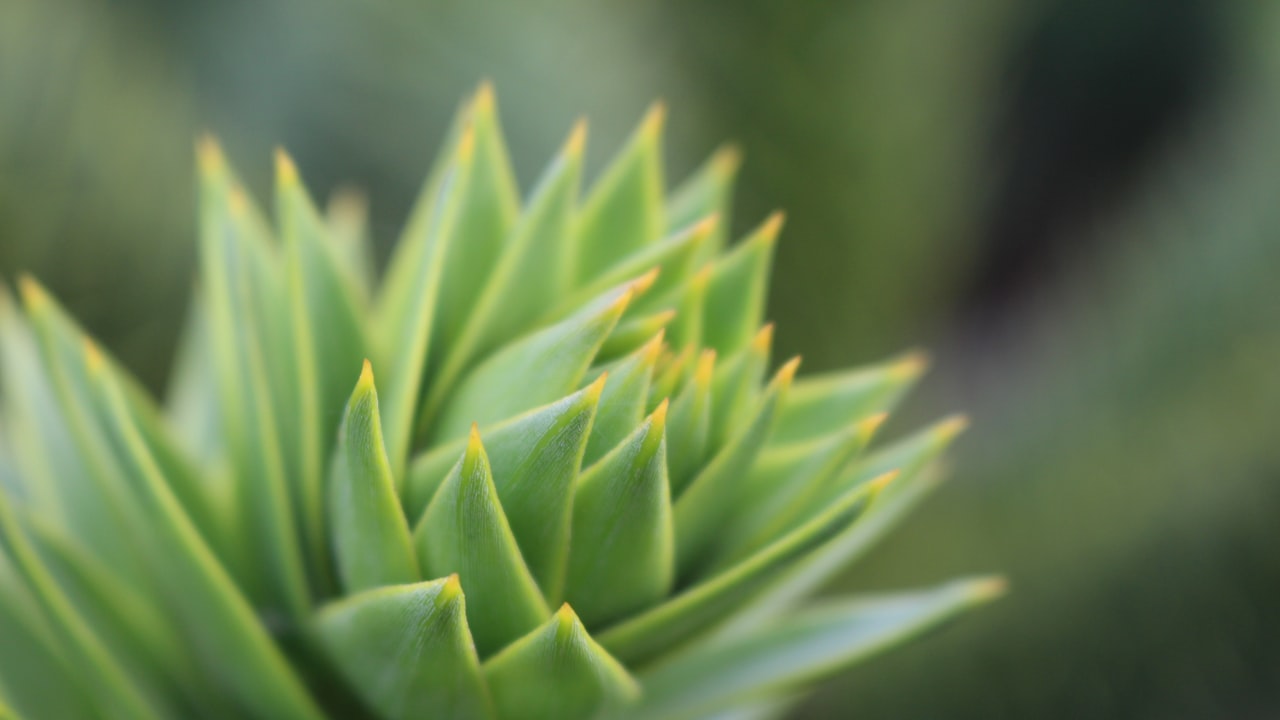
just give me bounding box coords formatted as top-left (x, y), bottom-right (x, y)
top-left (564, 402), bottom-right (674, 627)
top-left (666, 144), bottom-right (741, 265)
top-left (83, 347), bottom-right (326, 720)
top-left (596, 309), bottom-right (676, 363)
top-left (801, 416), bottom-right (968, 523)
top-left (664, 349), bottom-right (716, 495)
top-left (0, 556), bottom-right (98, 720)
top-left (599, 472), bottom-right (890, 667)
top-left (413, 428), bottom-right (550, 656)
top-left (702, 214), bottom-right (781, 354)
top-left (329, 361), bottom-right (420, 594)
top-left (276, 149), bottom-right (368, 594)
top-left (0, 484), bottom-right (163, 720)
top-left (24, 516), bottom-right (218, 716)
top-left (324, 187), bottom-right (376, 302)
top-left (556, 214), bottom-right (714, 320)
top-left (662, 265), bottom-right (711, 351)
top-left (584, 332), bottom-right (664, 465)
top-left (675, 359), bottom-right (798, 579)
top-left (314, 578), bottom-right (494, 720)
top-left (572, 102), bottom-right (665, 283)
top-left (433, 84), bottom-right (522, 359)
top-left (195, 140), bottom-right (310, 617)
top-left (722, 418), bottom-right (967, 629)
top-left (417, 122), bottom-right (586, 439)
top-left (711, 414), bottom-right (886, 570)
top-left (483, 604), bottom-right (640, 720)
top-left (770, 351), bottom-right (927, 445)
top-left (649, 345), bottom-right (696, 410)
top-left (629, 578), bottom-right (1006, 720)
top-left (0, 293), bottom-right (90, 526)
top-left (407, 381), bottom-right (602, 604)
top-left (374, 127), bottom-right (475, 479)
top-left (432, 275), bottom-right (647, 443)
top-left (707, 324), bottom-right (773, 453)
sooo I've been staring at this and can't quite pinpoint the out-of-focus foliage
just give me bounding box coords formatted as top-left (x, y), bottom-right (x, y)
top-left (796, 3), bottom-right (1280, 718)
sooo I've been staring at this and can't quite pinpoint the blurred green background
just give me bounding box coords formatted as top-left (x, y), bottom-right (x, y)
top-left (3, 0), bottom-right (1278, 717)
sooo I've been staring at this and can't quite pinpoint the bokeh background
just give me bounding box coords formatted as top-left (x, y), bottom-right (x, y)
top-left (3, 0), bottom-right (1278, 717)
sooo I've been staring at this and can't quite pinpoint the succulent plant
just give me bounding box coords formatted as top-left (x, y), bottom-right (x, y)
top-left (0, 85), bottom-right (1000, 720)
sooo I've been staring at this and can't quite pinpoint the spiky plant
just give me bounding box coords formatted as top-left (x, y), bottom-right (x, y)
top-left (0, 86), bottom-right (1000, 720)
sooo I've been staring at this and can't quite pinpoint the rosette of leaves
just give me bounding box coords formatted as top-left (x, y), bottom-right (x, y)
top-left (0, 86), bottom-right (1001, 720)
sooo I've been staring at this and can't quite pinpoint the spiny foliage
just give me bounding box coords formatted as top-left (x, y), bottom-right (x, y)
top-left (0, 85), bottom-right (1001, 720)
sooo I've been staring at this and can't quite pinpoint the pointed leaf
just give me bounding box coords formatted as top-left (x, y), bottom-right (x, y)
top-left (414, 429), bottom-right (550, 655)
top-left (330, 362), bottom-right (420, 594)
top-left (84, 349), bottom-right (326, 720)
top-left (557, 214), bottom-right (713, 320)
top-left (432, 276), bottom-right (646, 442)
top-left (597, 309), bottom-right (676, 363)
top-left (722, 418), bottom-right (968, 630)
top-left (195, 140), bottom-right (309, 615)
top-left (565, 402), bottom-right (674, 627)
top-left (573, 102), bottom-right (665, 283)
top-left (418, 122), bottom-right (586, 439)
top-left (599, 473), bottom-right (890, 667)
top-left (325, 187), bottom-right (376, 301)
top-left (0, 487), bottom-right (163, 720)
top-left (408, 381), bottom-right (602, 603)
top-left (707, 324), bottom-right (773, 453)
top-left (702, 214), bottom-right (781, 354)
top-left (663, 264), bottom-right (711, 350)
top-left (665, 350), bottom-right (716, 494)
top-left (771, 351), bottom-right (927, 445)
top-left (375, 130), bottom-right (475, 478)
top-left (712, 414), bottom-right (886, 569)
top-left (483, 604), bottom-right (640, 720)
top-left (277, 149), bottom-right (368, 592)
top-left (630, 578), bottom-right (1005, 720)
top-left (584, 332), bottom-right (664, 465)
top-left (433, 84), bottom-right (522, 356)
top-left (315, 578), bottom-right (493, 720)
top-left (676, 359), bottom-right (798, 579)
top-left (666, 144), bottom-right (741, 263)
top-left (649, 345), bottom-right (696, 410)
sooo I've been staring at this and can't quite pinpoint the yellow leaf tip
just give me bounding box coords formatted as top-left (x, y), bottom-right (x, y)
top-left (274, 147), bottom-right (299, 185)
top-left (760, 210), bottom-right (786, 241)
top-left (441, 573), bottom-right (463, 599)
top-left (971, 576), bottom-right (1009, 601)
top-left (695, 349), bottom-right (717, 384)
top-left (692, 213), bottom-right (721, 238)
top-left (891, 349), bottom-right (931, 381)
top-left (751, 323), bottom-right (776, 353)
top-left (642, 330), bottom-right (667, 362)
top-left (195, 133), bottom-right (225, 174)
top-left (15, 274), bottom-right (45, 309)
top-left (650, 397), bottom-right (671, 427)
top-left (711, 143), bottom-right (743, 176)
top-left (938, 414), bottom-right (970, 441)
top-left (641, 100), bottom-right (667, 138)
top-left (358, 359), bottom-right (375, 386)
top-left (565, 118), bottom-right (589, 157)
top-left (861, 412), bottom-right (890, 435)
top-left (777, 356), bottom-right (802, 385)
top-left (83, 337), bottom-right (104, 372)
top-left (870, 469), bottom-right (900, 493)
top-left (457, 126), bottom-right (477, 161)
top-left (472, 80), bottom-right (496, 114)
top-left (630, 268), bottom-right (661, 297)
top-left (227, 186), bottom-right (249, 219)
